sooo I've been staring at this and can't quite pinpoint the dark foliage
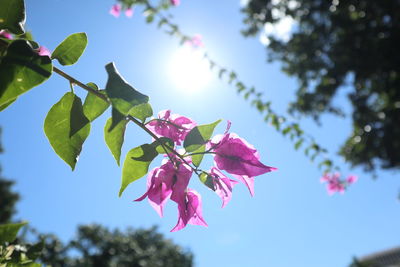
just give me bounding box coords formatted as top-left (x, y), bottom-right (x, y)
top-left (241, 0), bottom-right (400, 171)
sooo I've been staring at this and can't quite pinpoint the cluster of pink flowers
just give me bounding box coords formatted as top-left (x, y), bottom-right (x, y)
top-left (109, 4), bottom-right (133, 18)
top-left (136, 110), bottom-right (276, 231)
top-left (320, 172), bottom-right (358, 195)
top-left (170, 0), bottom-right (181, 6)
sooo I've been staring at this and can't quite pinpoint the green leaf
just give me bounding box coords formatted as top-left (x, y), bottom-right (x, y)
top-left (0, 40), bottom-right (52, 107)
top-left (0, 98), bottom-right (16, 111)
top-left (128, 102), bottom-right (153, 122)
top-left (105, 62), bottom-right (149, 116)
top-left (183, 120), bottom-right (221, 152)
top-left (51, 32), bottom-right (88, 66)
top-left (294, 138), bottom-right (304, 150)
top-left (104, 111), bottom-right (127, 166)
top-left (153, 137), bottom-right (174, 154)
top-left (119, 144), bottom-right (158, 196)
top-left (0, 222), bottom-right (27, 243)
top-left (199, 172), bottom-right (215, 191)
top-left (26, 241), bottom-right (44, 260)
top-left (191, 145), bottom-right (205, 167)
top-left (83, 83), bottom-right (110, 122)
top-left (44, 92), bottom-right (90, 170)
top-left (0, 0), bottom-right (25, 34)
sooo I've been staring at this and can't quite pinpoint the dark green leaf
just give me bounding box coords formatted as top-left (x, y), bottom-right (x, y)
top-left (0, 221), bottom-right (27, 243)
top-left (199, 172), bottom-right (215, 191)
top-left (0, 98), bottom-right (16, 111)
top-left (294, 138), bottom-right (304, 150)
top-left (26, 241), bottom-right (44, 260)
top-left (0, 0), bottom-right (25, 34)
top-left (105, 62), bottom-right (149, 116)
top-left (104, 111), bottom-right (127, 166)
top-left (0, 40), bottom-right (52, 107)
top-left (119, 144), bottom-right (158, 196)
top-left (44, 92), bottom-right (90, 170)
top-left (52, 32), bottom-right (88, 66)
top-left (128, 102), bottom-right (153, 122)
top-left (183, 120), bottom-right (221, 152)
top-left (83, 83), bottom-right (109, 122)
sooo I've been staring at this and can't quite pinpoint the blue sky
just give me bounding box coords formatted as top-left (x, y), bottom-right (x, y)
top-left (1, 0), bottom-right (399, 266)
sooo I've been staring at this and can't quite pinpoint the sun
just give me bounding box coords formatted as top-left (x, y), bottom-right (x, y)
top-left (168, 46), bottom-right (212, 92)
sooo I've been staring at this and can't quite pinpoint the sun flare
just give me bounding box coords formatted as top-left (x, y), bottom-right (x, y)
top-left (168, 46), bottom-right (212, 92)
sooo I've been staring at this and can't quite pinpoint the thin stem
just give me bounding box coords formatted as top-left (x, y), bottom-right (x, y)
top-left (145, 118), bottom-right (185, 129)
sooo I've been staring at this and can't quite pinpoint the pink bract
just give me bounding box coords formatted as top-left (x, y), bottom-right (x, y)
top-left (135, 160), bottom-right (193, 217)
top-left (109, 4), bottom-right (121, 17)
top-left (146, 110), bottom-right (196, 145)
top-left (170, 0), bottom-right (181, 6)
top-left (0, 30), bottom-right (12, 39)
top-left (210, 167), bottom-right (238, 208)
top-left (38, 46), bottom-right (51, 57)
top-left (125, 8), bottom-right (134, 18)
top-left (171, 189), bottom-right (208, 232)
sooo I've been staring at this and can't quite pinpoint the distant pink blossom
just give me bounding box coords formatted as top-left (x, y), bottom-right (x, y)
top-left (210, 167), bottom-right (238, 208)
top-left (320, 173), bottom-right (357, 195)
top-left (135, 159), bottom-right (192, 217)
top-left (171, 189), bottom-right (208, 232)
top-left (0, 30), bottom-right (12, 39)
top-left (109, 4), bottom-right (121, 17)
top-left (170, 0), bottom-right (181, 6)
top-left (185, 34), bottom-right (204, 48)
top-left (37, 46), bottom-right (51, 57)
top-left (125, 7), bottom-right (134, 18)
top-left (147, 110), bottom-right (196, 145)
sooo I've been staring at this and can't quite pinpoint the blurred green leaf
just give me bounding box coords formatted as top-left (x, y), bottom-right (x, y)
top-left (0, 40), bottom-right (52, 107)
top-left (191, 146), bottom-right (205, 167)
top-left (104, 110), bottom-right (127, 166)
top-left (52, 32), bottom-right (88, 66)
top-left (83, 83), bottom-right (110, 122)
top-left (119, 144), bottom-right (158, 196)
top-left (44, 92), bottom-right (90, 170)
top-left (0, 0), bottom-right (25, 34)
top-left (105, 62), bottom-right (149, 116)
top-left (0, 222), bottom-right (27, 244)
top-left (184, 120), bottom-right (221, 152)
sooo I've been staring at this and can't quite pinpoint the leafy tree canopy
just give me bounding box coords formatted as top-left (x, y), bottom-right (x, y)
top-left (241, 0), bottom-right (400, 171)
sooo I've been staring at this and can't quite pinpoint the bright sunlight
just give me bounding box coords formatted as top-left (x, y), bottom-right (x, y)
top-left (168, 46), bottom-right (212, 92)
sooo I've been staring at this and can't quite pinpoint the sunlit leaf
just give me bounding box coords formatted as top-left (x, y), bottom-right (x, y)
top-left (104, 109), bottom-right (127, 166)
top-left (128, 102), bottom-right (153, 122)
top-left (153, 137), bottom-right (174, 154)
top-left (119, 144), bottom-right (158, 196)
top-left (44, 92), bottom-right (90, 170)
top-left (105, 62), bottom-right (149, 116)
top-left (52, 32), bottom-right (88, 66)
top-left (83, 83), bottom-right (110, 122)
top-left (0, 40), bottom-right (52, 107)
top-left (199, 172), bottom-right (215, 191)
top-left (0, 0), bottom-right (25, 34)
top-left (191, 145), bottom-right (205, 167)
top-left (0, 221), bottom-right (27, 243)
top-left (184, 120), bottom-right (221, 152)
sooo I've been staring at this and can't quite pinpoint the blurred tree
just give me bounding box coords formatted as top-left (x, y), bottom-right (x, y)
top-left (241, 0), bottom-right (400, 171)
top-left (37, 224), bottom-right (193, 267)
top-left (0, 128), bottom-right (20, 224)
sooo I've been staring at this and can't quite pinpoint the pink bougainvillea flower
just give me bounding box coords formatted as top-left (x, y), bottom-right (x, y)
top-left (147, 110), bottom-right (196, 145)
top-left (210, 133), bottom-right (276, 196)
top-left (346, 175), bottom-right (358, 184)
top-left (109, 4), bottom-right (121, 17)
top-left (211, 133), bottom-right (277, 177)
top-left (209, 167), bottom-right (238, 208)
top-left (186, 34), bottom-right (204, 48)
top-left (320, 172), bottom-right (354, 195)
top-left (37, 46), bottom-right (51, 57)
top-left (171, 189), bottom-right (208, 232)
top-left (0, 30), bottom-right (12, 39)
top-left (170, 0), bottom-right (180, 6)
top-left (125, 7), bottom-right (134, 18)
top-left (135, 159), bottom-right (193, 217)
